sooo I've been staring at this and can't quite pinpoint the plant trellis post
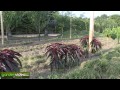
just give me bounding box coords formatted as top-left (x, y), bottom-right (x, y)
top-left (0, 11), bottom-right (4, 45)
top-left (70, 16), bottom-right (72, 39)
top-left (89, 11), bottom-right (94, 56)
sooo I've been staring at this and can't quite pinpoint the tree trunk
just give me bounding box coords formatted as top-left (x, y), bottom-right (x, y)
top-left (6, 26), bottom-right (8, 41)
top-left (38, 24), bottom-right (41, 41)
top-left (8, 30), bottom-right (12, 37)
top-left (55, 26), bottom-right (56, 33)
top-left (118, 37), bottom-right (119, 44)
top-left (44, 25), bottom-right (49, 37)
top-left (0, 11), bottom-right (4, 45)
top-left (99, 27), bottom-right (103, 33)
top-left (70, 17), bottom-right (72, 39)
top-left (61, 27), bottom-right (63, 38)
top-left (117, 32), bottom-right (119, 44)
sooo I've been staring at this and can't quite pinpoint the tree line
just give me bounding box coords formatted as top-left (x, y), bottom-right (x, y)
top-left (1, 11), bottom-right (120, 37)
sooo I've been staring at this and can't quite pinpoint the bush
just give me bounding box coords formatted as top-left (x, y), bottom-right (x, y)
top-left (80, 35), bottom-right (102, 54)
top-left (103, 27), bottom-right (120, 42)
top-left (45, 43), bottom-right (84, 71)
top-left (0, 49), bottom-right (22, 72)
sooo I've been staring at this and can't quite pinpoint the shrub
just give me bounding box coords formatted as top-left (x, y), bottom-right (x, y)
top-left (103, 27), bottom-right (120, 43)
top-left (80, 35), bottom-right (102, 54)
top-left (91, 38), bottom-right (102, 53)
top-left (0, 49), bottom-right (22, 72)
top-left (45, 43), bottom-right (84, 71)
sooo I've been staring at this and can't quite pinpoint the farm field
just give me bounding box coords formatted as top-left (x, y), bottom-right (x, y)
top-left (1, 11), bottom-right (120, 79)
top-left (1, 35), bottom-right (119, 79)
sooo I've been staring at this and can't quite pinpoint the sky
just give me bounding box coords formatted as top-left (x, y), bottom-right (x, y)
top-left (60, 11), bottom-right (120, 18)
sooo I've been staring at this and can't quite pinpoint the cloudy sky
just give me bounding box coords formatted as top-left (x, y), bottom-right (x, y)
top-left (60, 11), bottom-right (120, 18)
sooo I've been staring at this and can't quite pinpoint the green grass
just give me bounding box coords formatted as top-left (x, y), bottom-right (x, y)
top-left (38, 46), bottom-right (120, 79)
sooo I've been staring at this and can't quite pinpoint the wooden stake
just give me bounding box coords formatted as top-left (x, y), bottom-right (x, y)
top-left (0, 11), bottom-right (4, 45)
top-left (70, 17), bottom-right (72, 39)
top-left (89, 11), bottom-right (94, 56)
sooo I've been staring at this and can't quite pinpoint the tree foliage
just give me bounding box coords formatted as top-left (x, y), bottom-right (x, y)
top-left (103, 27), bottom-right (120, 43)
top-left (2, 11), bottom-right (120, 39)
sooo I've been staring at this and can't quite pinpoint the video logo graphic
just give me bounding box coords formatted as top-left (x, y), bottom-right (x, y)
top-left (0, 72), bottom-right (30, 79)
